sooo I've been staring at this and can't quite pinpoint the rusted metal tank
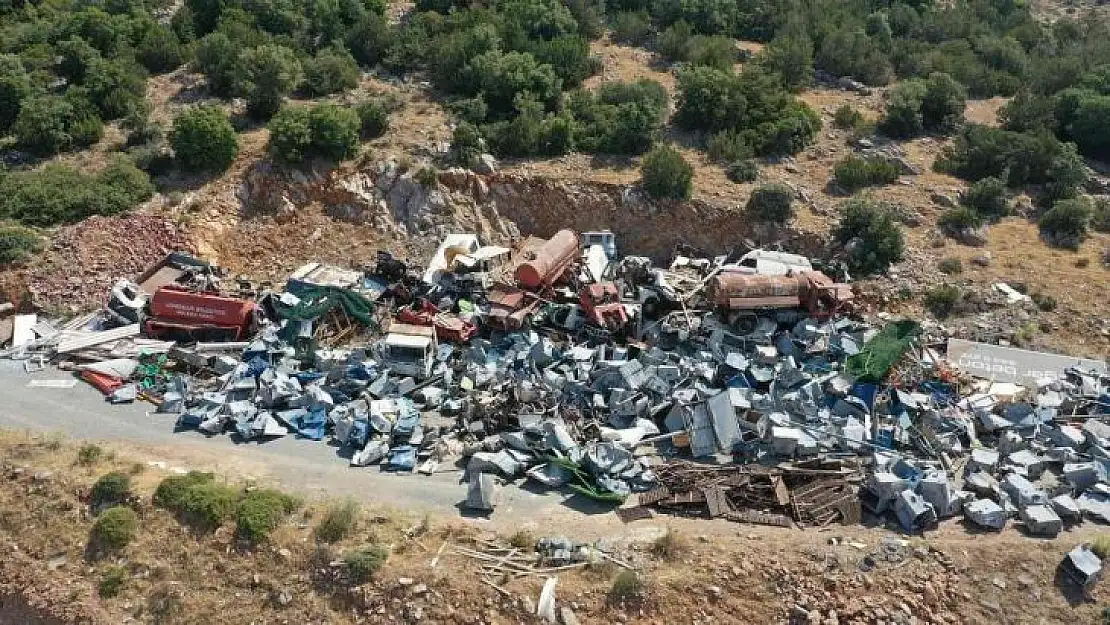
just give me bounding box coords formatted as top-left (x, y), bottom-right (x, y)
top-left (707, 273), bottom-right (805, 307)
top-left (514, 229), bottom-right (580, 290)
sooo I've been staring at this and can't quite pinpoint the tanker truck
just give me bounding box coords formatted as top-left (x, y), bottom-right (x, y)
top-left (705, 270), bottom-right (853, 334)
top-left (485, 230), bottom-right (581, 330)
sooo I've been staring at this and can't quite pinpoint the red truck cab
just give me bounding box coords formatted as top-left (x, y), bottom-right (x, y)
top-left (145, 286), bottom-right (256, 341)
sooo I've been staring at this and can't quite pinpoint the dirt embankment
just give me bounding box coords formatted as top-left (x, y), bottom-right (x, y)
top-left (230, 159), bottom-right (828, 268)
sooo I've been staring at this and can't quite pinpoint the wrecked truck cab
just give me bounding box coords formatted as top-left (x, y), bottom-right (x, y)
top-left (378, 323), bottom-right (437, 379)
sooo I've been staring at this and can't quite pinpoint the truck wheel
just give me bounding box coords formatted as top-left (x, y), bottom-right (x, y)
top-left (732, 313), bottom-right (758, 335)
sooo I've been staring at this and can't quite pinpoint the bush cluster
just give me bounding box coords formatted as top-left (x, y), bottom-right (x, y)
top-left (170, 106), bottom-right (239, 173)
top-left (0, 224), bottom-right (43, 265)
top-left (641, 145), bottom-right (692, 200)
top-left (834, 199), bottom-right (905, 276)
top-left (674, 66), bottom-right (821, 157)
top-left (344, 545), bottom-right (389, 583)
top-left (924, 284), bottom-right (962, 317)
top-left (1039, 198), bottom-right (1092, 249)
top-left (235, 489), bottom-right (299, 543)
top-left (833, 155), bottom-right (901, 192)
top-left (879, 73), bottom-right (966, 139)
top-left (961, 176), bottom-right (1010, 219)
top-left (935, 124), bottom-right (1087, 203)
top-left (268, 103), bottom-right (360, 163)
top-left (153, 471), bottom-right (236, 531)
top-left (91, 506), bottom-right (139, 552)
top-left (746, 184), bottom-right (794, 223)
top-left (91, 471), bottom-right (132, 510)
top-left (0, 160), bottom-right (153, 227)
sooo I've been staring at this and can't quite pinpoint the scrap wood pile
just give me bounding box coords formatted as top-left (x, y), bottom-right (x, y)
top-left (628, 459), bottom-right (864, 528)
top-left (0, 229), bottom-right (1107, 540)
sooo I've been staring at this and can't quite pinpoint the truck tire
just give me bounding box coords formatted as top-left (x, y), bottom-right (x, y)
top-left (731, 313), bottom-right (758, 335)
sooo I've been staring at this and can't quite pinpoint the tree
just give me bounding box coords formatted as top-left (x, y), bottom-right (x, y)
top-left (833, 155), bottom-right (901, 191)
top-left (833, 199), bottom-right (905, 275)
top-left (137, 24), bottom-right (186, 74)
top-left (12, 93), bottom-right (103, 156)
top-left (303, 46), bottom-right (360, 96)
top-left (961, 176), bottom-right (1009, 218)
top-left (83, 58), bottom-right (149, 120)
top-left (1039, 197), bottom-right (1091, 249)
top-left (56, 37), bottom-right (102, 83)
top-left (611, 11), bottom-right (652, 45)
top-left (1066, 94), bottom-right (1110, 160)
top-left (194, 33), bottom-right (241, 97)
top-left (879, 79), bottom-right (926, 139)
top-left (356, 100), bottom-right (388, 139)
top-left (236, 44), bottom-right (303, 120)
top-left (268, 104), bottom-right (360, 163)
top-left (345, 13), bottom-right (393, 67)
top-left (919, 72), bottom-right (966, 134)
top-left (641, 144), bottom-right (692, 200)
top-left (170, 106), bottom-right (239, 172)
top-left (756, 32), bottom-right (813, 91)
top-left (747, 183), bottom-right (794, 223)
top-left (0, 54), bottom-right (31, 133)
top-left (307, 103), bottom-right (359, 161)
top-left (451, 121), bottom-right (483, 167)
top-left (464, 50), bottom-right (561, 119)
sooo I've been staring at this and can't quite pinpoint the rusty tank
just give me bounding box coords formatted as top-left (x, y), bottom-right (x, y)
top-left (707, 270), bottom-right (853, 314)
top-left (514, 229), bottom-right (580, 290)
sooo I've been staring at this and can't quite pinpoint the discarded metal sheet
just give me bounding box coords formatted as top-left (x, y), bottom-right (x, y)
top-left (946, 338), bottom-right (1107, 387)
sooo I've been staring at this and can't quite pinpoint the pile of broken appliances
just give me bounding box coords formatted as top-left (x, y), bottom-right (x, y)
top-left (2, 231), bottom-right (1108, 533)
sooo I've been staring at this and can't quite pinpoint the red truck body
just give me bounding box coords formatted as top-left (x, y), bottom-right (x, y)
top-left (145, 286), bottom-right (256, 341)
top-left (579, 282), bottom-right (628, 330)
top-left (397, 300), bottom-right (477, 343)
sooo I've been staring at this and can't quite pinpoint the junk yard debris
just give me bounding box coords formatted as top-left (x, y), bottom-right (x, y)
top-left (1, 230), bottom-right (1108, 536)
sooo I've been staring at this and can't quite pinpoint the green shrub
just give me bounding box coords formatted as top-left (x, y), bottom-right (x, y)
top-left (526, 35), bottom-right (599, 88)
top-left (153, 471), bottom-right (214, 510)
top-left (464, 50), bottom-right (561, 120)
top-left (78, 443), bottom-right (103, 465)
top-left (938, 206), bottom-right (984, 234)
top-left (1039, 198), bottom-right (1091, 249)
top-left (315, 499), bottom-right (359, 543)
top-left (346, 13), bottom-right (393, 67)
top-left (833, 104), bottom-right (864, 130)
top-left (415, 166), bottom-right (437, 187)
top-left (153, 471), bottom-right (237, 531)
top-left (0, 224), bottom-right (43, 265)
top-left (685, 35), bottom-right (736, 71)
top-left (451, 122), bottom-right (484, 167)
top-left (170, 106), bottom-right (238, 173)
top-left (611, 11), bottom-right (651, 45)
top-left (566, 80), bottom-right (667, 155)
top-left (0, 160), bottom-right (152, 227)
top-left (726, 160), bottom-right (758, 183)
top-left (137, 24), bottom-right (185, 74)
top-left (746, 183), bottom-right (794, 223)
top-left (609, 570), bottom-right (646, 605)
top-left (91, 471), bottom-right (131, 509)
top-left (756, 32), bottom-right (814, 90)
top-left (303, 46), bottom-right (360, 97)
top-left (833, 155), bottom-right (901, 192)
top-left (12, 92), bottom-right (103, 156)
top-left (657, 20), bottom-right (695, 62)
top-left (924, 284), bottom-right (961, 317)
top-left (99, 566), bottom-right (127, 598)
top-left (937, 257), bottom-right (963, 274)
top-left (91, 506), bottom-right (139, 551)
top-left (834, 199), bottom-right (905, 276)
top-left (356, 100), bottom-right (389, 139)
top-left (815, 26), bottom-right (892, 87)
top-left (179, 481), bottom-right (238, 530)
top-left (83, 57), bottom-right (149, 120)
top-left (194, 32), bottom-right (241, 97)
top-left (962, 176), bottom-right (1009, 219)
top-left (235, 488), bottom-right (298, 543)
top-left (268, 104), bottom-right (360, 163)
top-left (706, 130), bottom-right (750, 164)
top-left (236, 44), bottom-right (303, 120)
top-left (344, 545), bottom-right (388, 583)
top-left (0, 54), bottom-right (32, 133)
top-left (641, 144), bottom-right (692, 200)
top-left (919, 72), bottom-right (967, 134)
top-left (1093, 199), bottom-right (1110, 233)
top-left (879, 79), bottom-right (926, 139)
top-left (1031, 292), bottom-right (1057, 312)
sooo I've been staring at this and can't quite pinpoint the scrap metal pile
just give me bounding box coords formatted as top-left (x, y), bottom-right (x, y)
top-left (1, 229), bottom-right (1108, 535)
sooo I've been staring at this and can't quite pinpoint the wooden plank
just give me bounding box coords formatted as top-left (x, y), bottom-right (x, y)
top-left (56, 324), bottom-right (141, 354)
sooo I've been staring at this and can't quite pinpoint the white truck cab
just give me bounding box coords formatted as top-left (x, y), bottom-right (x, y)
top-left (720, 250), bottom-right (813, 276)
top-left (379, 323), bottom-right (437, 379)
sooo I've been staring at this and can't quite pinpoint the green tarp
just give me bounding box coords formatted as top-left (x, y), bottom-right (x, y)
top-left (272, 285), bottom-right (379, 332)
top-left (845, 319), bottom-right (920, 382)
